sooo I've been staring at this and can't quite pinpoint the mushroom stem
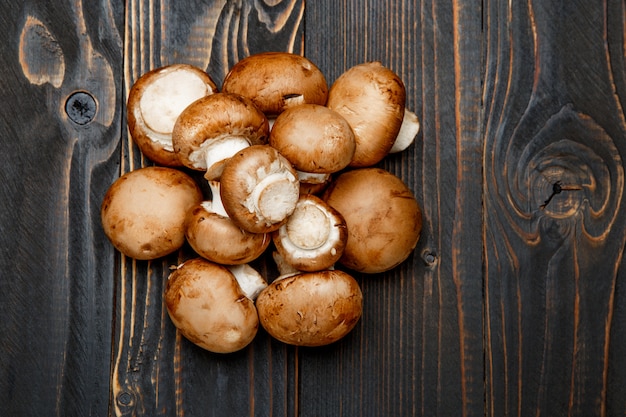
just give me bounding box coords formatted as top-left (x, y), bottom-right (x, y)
top-left (296, 170), bottom-right (330, 184)
top-left (389, 109), bottom-right (420, 153)
top-left (189, 135), bottom-right (251, 180)
top-left (207, 180), bottom-right (229, 217)
top-left (247, 171), bottom-right (299, 223)
top-left (272, 251), bottom-right (301, 280)
top-left (227, 264), bottom-right (268, 300)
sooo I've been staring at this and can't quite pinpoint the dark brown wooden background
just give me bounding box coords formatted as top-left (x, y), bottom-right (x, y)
top-left (1, 0), bottom-right (625, 416)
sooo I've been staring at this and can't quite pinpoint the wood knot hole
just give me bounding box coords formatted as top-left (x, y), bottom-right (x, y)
top-left (65, 91), bottom-right (96, 125)
top-left (540, 180), bottom-right (582, 210)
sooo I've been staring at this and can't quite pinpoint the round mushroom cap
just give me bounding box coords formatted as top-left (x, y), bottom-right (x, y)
top-left (172, 92), bottom-right (270, 177)
top-left (272, 195), bottom-right (347, 272)
top-left (127, 64), bottom-right (218, 166)
top-left (100, 166), bottom-right (203, 260)
top-left (165, 258), bottom-right (259, 353)
top-left (185, 201), bottom-right (271, 265)
top-left (220, 145), bottom-right (300, 234)
top-left (222, 52), bottom-right (328, 117)
top-left (256, 269), bottom-right (363, 347)
top-left (269, 104), bottom-right (356, 174)
top-left (326, 62), bottom-right (406, 167)
top-left (322, 168), bottom-right (422, 273)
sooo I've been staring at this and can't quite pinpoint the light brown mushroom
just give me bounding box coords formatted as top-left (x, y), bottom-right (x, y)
top-left (185, 181), bottom-right (271, 265)
top-left (165, 258), bottom-right (259, 353)
top-left (222, 52), bottom-right (328, 118)
top-left (172, 92), bottom-right (270, 181)
top-left (322, 167), bottom-right (422, 273)
top-left (269, 104), bottom-right (355, 192)
top-left (100, 166), bottom-right (203, 260)
top-left (219, 145), bottom-right (300, 234)
top-left (326, 62), bottom-right (407, 167)
top-left (272, 194), bottom-right (347, 272)
top-left (256, 268), bottom-right (363, 347)
top-left (127, 64), bottom-right (218, 166)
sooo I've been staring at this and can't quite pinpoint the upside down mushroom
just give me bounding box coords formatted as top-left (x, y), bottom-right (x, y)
top-left (127, 64), bottom-right (218, 166)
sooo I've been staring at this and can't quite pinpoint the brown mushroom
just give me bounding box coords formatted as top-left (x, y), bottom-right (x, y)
top-left (220, 145), bottom-right (300, 234)
top-left (172, 92), bottom-right (270, 181)
top-left (165, 258), bottom-right (259, 353)
top-left (256, 268), bottom-right (363, 347)
top-left (326, 62), bottom-right (407, 167)
top-left (322, 167), bottom-right (422, 273)
top-left (272, 194), bottom-right (347, 272)
top-left (222, 52), bottom-right (328, 117)
top-left (185, 181), bottom-right (271, 265)
top-left (100, 166), bottom-right (203, 260)
top-left (127, 64), bottom-right (218, 166)
top-left (269, 104), bottom-right (355, 192)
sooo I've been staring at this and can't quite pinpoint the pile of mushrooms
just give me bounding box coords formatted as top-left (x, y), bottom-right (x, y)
top-left (101, 52), bottom-right (422, 354)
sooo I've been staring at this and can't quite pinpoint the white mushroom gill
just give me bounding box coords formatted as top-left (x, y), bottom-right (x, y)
top-left (139, 70), bottom-right (210, 150)
top-left (246, 171), bottom-right (299, 224)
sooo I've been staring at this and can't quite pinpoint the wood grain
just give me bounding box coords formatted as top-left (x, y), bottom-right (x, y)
top-left (2, 0), bottom-right (625, 416)
top-left (483, 0), bottom-right (626, 415)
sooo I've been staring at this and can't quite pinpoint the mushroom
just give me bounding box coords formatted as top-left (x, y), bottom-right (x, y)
top-left (226, 263), bottom-right (268, 301)
top-left (255, 268), bottom-right (363, 347)
top-left (165, 258), bottom-right (259, 353)
top-left (221, 52), bottom-right (328, 118)
top-left (100, 166), bottom-right (203, 260)
top-left (185, 181), bottom-right (271, 265)
top-left (322, 167), bottom-right (422, 273)
top-left (127, 64), bottom-right (218, 166)
top-left (326, 61), bottom-right (408, 167)
top-left (171, 92), bottom-right (270, 181)
top-left (269, 103), bottom-right (355, 192)
top-left (272, 194), bottom-right (347, 272)
top-left (219, 145), bottom-right (300, 234)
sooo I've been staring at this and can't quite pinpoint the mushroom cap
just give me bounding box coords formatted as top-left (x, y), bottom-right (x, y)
top-left (222, 52), bottom-right (328, 117)
top-left (171, 92), bottom-right (270, 176)
top-left (185, 201), bottom-right (271, 265)
top-left (269, 104), bottom-right (356, 174)
top-left (272, 194), bottom-right (347, 272)
top-left (220, 145), bottom-right (300, 234)
top-left (165, 258), bottom-right (259, 353)
top-left (256, 269), bottom-right (363, 347)
top-left (326, 62), bottom-right (406, 167)
top-left (127, 64), bottom-right (218, 166)
top-left (100, 166), bottom-right (203, 260)
top-left (322, 168), bottom-right (422, 273)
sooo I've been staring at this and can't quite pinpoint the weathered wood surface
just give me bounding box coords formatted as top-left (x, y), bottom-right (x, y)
top-left (0, 0), bottom-right (624, 416)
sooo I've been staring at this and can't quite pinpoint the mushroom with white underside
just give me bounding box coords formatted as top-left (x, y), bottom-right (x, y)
top-left (185, 181), bottom-right (271, 265)
top-left (100, 166), bottom-right (203, 260)
top-left (273, 194), bottom-right (347, 272)
top-left (127, 64), bottom-right (218, 166)
top-left (172, 92), bottom-right (270, 181)
top-left (219, 144), bottom-right (300, 234)
top-left (165, 258), bottom-right (261, 353)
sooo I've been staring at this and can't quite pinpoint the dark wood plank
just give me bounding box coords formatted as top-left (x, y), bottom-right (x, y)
top-left (483, 0), bottom-right (626, 415)
top-left (0, 1), bottom-right (123, 416)
top-left (303, 0), bottom-right (485, 416)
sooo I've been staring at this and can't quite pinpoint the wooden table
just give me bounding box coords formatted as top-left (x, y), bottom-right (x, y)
top-left (2, 1), bottom-right (626, 416)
